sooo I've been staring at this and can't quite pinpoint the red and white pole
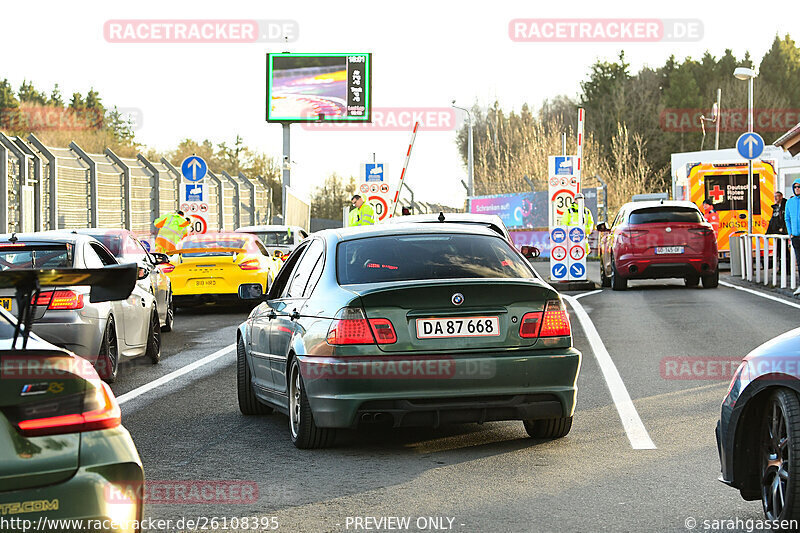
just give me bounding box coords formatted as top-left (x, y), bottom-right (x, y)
top-left (576, 107), bottom-right (584, 193)
top-left (389, 121), bottom-right (420, 218)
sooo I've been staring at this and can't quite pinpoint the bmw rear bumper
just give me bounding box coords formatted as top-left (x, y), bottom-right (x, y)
top-left (30, 313), bottom-right (105, 362)
top-left (297, 348), bottom-right (581, 429)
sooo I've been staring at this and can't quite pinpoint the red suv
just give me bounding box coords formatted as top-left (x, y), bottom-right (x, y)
top-left (597, 200), bottom-right (718, 290)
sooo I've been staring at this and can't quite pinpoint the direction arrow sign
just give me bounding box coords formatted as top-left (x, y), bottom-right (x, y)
top-left (736, 132), bottom-right (764, 160)
top-left (552, 263), bottom-right (567, 279)
top-left (569, 262), bottom-right (586, 278)
top-left (181, 156), bottom-right (208, 182)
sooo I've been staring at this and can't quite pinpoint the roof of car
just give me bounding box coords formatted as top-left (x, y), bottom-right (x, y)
top-left (235, 225), bottom-right (306, 233)
top-left (0, 232), bottom-right (93, 245)
top-left (71, 227), bottom-right (132, 237)
top-left (624, 200), bottom-right (700, 211)
top-left (320, 222), bottom-right (500, 242)
top-left (387, 213), bottom-right (510, 238)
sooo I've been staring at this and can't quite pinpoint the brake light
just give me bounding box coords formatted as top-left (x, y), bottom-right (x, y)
top-left (689, 227), bottom-right (714, 236)
top-left (160, 263), bottom-right (175, 273)
top-left (16, 382), bottom-right (121, 437)
top-left (238, 259), bottom-right (260, 271)
top-left (326, 308), bottom-right (397, 345)
top-left (628, 230), bottom-right (649, 238)
top-left (519, 300), bottom-right (571, 338)
top-left (32, 290), bottom-right (84, 310)
top-left (540, 300), bottom-right (571, 337)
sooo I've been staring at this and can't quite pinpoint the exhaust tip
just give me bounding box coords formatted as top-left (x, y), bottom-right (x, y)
top-left (629, 265), bottom-right (638, 274)
top-left (360, 413), bottom-right (374, 423)
top-left (701, 263), bottom-right (710, 271)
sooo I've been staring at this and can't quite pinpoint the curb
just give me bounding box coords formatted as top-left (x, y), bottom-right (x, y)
top-left (721, 274), bottom-right (799, 300)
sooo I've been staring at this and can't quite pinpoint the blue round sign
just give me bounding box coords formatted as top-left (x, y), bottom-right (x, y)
top-left (570, 262), bottom-right (586, 278)
top-left (551, 227), bottom-right (567, 243)
top-left (736, 132), bottom-right (764, 160)
top-left (552, 263), bottom-right (567, 279)
top-left (569, 227), bottom-right (585, 243)
top-left (181, 156), bottom-right (208, 182)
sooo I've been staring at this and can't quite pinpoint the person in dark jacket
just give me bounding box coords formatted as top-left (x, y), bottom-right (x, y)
top-left (767, 191), bottom-right (787, 235)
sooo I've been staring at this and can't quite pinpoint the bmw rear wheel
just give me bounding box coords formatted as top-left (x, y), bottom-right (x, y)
top-left (524, 416), bottom-right (573, 439)
top-left (288, 357), bottom-right (335, 449)
top-left (761, 389), bottom-right (800, 521)
top-left (96, 315), bottom-right (119, 383)
top-left (236, 338), bottom-right (273, 415)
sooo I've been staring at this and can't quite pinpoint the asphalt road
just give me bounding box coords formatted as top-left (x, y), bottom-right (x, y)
top-left (108, 266), bottom-right (800, 533)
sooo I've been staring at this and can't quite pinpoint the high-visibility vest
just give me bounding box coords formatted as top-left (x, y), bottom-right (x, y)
top-left (561, 205), bottom-right (594, 252)
top-left (154, 213), bottom-right (191, 253)
top-left (349, 203), bottom-right (375, 226)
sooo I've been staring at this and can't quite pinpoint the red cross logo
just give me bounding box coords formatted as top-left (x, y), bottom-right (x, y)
top-left (709, 185), bottom-right (724, 202)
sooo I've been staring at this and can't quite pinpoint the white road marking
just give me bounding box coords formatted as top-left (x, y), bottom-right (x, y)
top-left (572, 289), bottom-right (602, 300)
top-left (562, 294), bottom-right (657, 450)
top-left (116, 344), bottom-right (235, 405)
top-left (720, 281), bottom-right (800, 310)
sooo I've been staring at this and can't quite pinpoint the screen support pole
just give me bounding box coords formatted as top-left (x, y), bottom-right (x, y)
top-left (282, 122), bottom-right (290, 220)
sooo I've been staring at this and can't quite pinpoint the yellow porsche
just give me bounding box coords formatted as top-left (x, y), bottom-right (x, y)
top-left (165, 232), bottom-right (282, 307)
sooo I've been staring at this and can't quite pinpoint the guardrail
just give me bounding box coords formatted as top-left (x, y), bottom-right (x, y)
top-left (731, 233), bottom-right (797, 290)
top-left (0, 132), bottom-right (275, 237)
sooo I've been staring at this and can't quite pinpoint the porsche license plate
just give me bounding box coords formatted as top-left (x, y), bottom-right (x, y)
top-left (193, 279), bottom-right (217, 288)
top-left (656, 246), bottom-right (684, 254)
top-left (416, 317), bottom-right (500, 339)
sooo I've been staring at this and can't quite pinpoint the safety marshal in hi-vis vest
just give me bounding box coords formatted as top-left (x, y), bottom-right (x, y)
top-left (349, 195), bottom-right (375, 226)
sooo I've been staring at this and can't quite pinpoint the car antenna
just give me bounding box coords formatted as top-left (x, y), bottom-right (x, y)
top-left (438, 212), bottom-right (445, 223)
top-left (9, 233), bottom-right (17, 243)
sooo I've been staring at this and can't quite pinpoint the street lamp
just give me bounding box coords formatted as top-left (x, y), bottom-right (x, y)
top-left (733, 67), bottom-right (757, 234)
top-left (451, 101), bottom-right (473, 197)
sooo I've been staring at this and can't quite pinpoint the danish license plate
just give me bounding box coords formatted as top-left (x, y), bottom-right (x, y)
top-left (656, 246), bottom-right (684, 254)
top-left (193, 279), bottom-right (217, 288)
top-left (0, 298), bottom-right (11, 312)
top-left (416, 316), bottom-right (500, 339)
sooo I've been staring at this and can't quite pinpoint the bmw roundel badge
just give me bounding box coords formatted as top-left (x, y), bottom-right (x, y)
top-left (451, 293), bottom-right (464, 306)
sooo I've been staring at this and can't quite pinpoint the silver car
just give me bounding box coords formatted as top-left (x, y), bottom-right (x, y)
top-left (0, 233), bottom-right (161, 382)
top-left (70, 228), bottom-right (174, 332)
top-left (235, 225), bottom-right (308, 258)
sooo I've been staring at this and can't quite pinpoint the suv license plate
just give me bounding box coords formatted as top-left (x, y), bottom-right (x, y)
top-left (656, 246), bottom-right (684, 254)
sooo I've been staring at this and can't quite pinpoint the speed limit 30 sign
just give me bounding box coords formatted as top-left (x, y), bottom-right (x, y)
top-left (187, 214), bottom-right (207, 235)
top-left (368, 195), bottom-right (389, 222)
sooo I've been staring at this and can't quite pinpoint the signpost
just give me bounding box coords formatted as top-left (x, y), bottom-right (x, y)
top-left (180, 155), bottom-right (208, 234)
top-left (736, 131), bottom-right (764, 235)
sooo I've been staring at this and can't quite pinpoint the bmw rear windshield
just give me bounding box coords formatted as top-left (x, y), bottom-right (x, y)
top-left (337, 233), bottom-right (533, 284)
top-left (0, 243), bottom-right (73, 270)
top-left (628, 207), bottom-right (703, 224)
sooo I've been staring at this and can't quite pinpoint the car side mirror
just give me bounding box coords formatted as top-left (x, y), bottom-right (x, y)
top-left (137, 266), bottom-right (149, 280)
top-left (520, 245), bottom-right (540, 259)
top-left (150, 252), bottom-right (170, 265)
top-left (596, 222), bottom-right (609, 232)
top-left (238, 283), bottom-right (265, 300)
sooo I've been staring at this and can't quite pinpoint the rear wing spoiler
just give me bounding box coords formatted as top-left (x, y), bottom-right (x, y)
top-left (0, 264), bottom-right (137, 349)
top-left (171, 247), bottom-right (246, 255)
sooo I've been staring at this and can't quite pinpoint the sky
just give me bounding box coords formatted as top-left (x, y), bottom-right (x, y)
top-left (1, 1), bottom-right (797, 206)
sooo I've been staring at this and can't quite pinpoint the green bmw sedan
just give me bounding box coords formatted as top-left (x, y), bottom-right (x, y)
top-left (237, 223), bottom-right (582, 448)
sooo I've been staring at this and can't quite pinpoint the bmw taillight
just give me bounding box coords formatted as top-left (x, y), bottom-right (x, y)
top-left (238, 259), bottom-right (260, 271)
top-left (326, 308), bottom-right (397, 345)
top-left (519, 300), bottom-right (571, 338)
top-left (32, 290), bottom-right (84, 310)
top-left (15, 382), bottom-right (121, 437)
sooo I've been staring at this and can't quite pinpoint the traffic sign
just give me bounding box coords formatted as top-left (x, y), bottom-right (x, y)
top-left (569, 227), bottom-right (585, 243)
top-left (569, 245), bottom-right (585, 261)
top-left (199, 203), bottom-right (209, 213)
top-left (379, 183), bottom-right (390, 193)
top-left (552, 263), bottom-right (567, 279)
top-left (551, 245), bottom-right (567, 261)
top-left (187, 214), bottom-right (207, 234)
top-left (359, 183), bottom-right (370, 194)
top-left (185, 183), bottom-right (204, 203)
top-left (368, 195), bottom-right (389, 221)
top-left (736, 132), bottom-right (764, 160)
top-left (551, 189), bottom-right (575, 217)
top-left (569, 262), bottom-right (586, 278)
top-left (180, 202), bottom-right (190, 212)
top-left (181, 156), bottom-right (207, 182)
top-left (365, 163), bottom-right (385, 182)
top-left (551, 227), bottom-right (567, 243)
top-left (554, 156), bottom-right (573, 175)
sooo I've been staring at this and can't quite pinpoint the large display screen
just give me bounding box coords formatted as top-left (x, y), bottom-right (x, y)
top-left (266, 53), bottom-right (371, 122)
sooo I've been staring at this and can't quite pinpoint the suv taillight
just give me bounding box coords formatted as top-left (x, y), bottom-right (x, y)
top-left (16, 382), bottom-right (121, 437)
top-left (519, 300), bottom-right (571, 338)
top-left (326, 308), bottom-right (397, 345)
top-left (689, 227), bottom-right (714, 236)
top-left (32, 290), bottom-right (84, 310)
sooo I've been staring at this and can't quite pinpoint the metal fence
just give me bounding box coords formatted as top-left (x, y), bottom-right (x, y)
top-left (0, 132), bottom-right (275, 238)
top-left (731, 233), bottom-right (798, 290)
